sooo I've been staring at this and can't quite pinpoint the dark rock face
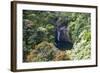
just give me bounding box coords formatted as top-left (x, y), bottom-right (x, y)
top-left (50, 16), bottom-right (73, 50)
top-left (55, 26), bottom-right (73, 50)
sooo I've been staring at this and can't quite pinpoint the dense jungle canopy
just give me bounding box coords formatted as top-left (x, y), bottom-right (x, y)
top-left (23, 10), bottom-right (91, 62)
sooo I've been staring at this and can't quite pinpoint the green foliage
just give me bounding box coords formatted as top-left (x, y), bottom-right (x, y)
top-left (27, 41), bottom-right (72, 62)
top-left (72, 30), bottom-right (91, 60)
top-left (68, 13), bottom-right (91, 60)
top-left (27, 41), bottom-right (55, 62)
top-left (23, 10), bottom-right (91, 62)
